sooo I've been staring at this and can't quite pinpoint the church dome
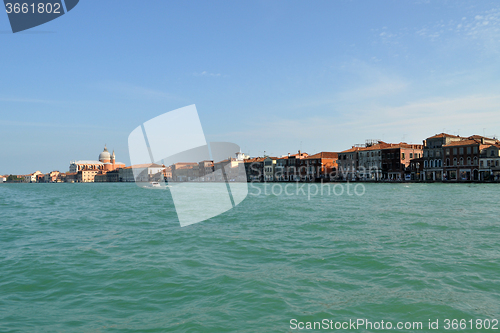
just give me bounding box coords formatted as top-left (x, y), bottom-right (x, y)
top-left (99, 146), bottom-right (111, 162)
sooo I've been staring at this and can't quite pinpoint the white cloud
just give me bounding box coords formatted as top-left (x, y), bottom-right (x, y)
top-left (193, 71), bottom-right (223, 77)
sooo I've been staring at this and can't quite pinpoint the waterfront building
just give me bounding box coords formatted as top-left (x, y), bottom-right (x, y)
top-left (65, 173), bottom-right (77, 183)
top-left (479, 144), bottom-right (500, 181)
top-left (409, 157), bottom-right (424, 180)
top-left (171, 163), bottom-right (199, 182)
top-left (198, 161), bottom-right (214, 181)
top-left (381, 143), bottom-right (423, 181)
top-left (44, 171), bottom-right (60, 183)
top-left (36, 174), bottom-right (45, 183)
top-left (263, 157), bottom-right (277, 181)
top-left (244, 157), bottom-right (265, 182)
top-left (274, 156), bottom-right (288, 181)
top-left (24, 170), bottom-right (43, 183)
top-left (442, 136), bottom-right (497, 181)
top-left (0, 175), bottom-right (6, 183)
top-left (337, 147), bottom-right (363, 181)
top-left (300, 152), bottom-right (338, 181)
top-left (422, 133), bottom-right (462, 181)
top-left (119, 163), bottom-right (166, 182)
top-left (357, 141), bottom-right (390, 181)
top-left (163, 166), bottom-right (173, 181)
top-left (281, 151), bottom-right (308, 181)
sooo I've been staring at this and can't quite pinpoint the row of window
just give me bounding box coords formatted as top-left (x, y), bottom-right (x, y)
top-left (423, 156), bottom-right (494, 168)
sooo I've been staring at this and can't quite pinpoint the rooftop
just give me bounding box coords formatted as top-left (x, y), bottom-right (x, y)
top-left (427, 133), bottom-right (461, 139)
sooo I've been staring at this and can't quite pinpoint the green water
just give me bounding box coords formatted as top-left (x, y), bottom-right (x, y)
top-left (0, 183), bottom-right (499, 332)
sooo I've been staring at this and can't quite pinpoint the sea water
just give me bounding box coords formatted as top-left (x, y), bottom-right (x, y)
top-left (0, 183), bottom-right (499, 332)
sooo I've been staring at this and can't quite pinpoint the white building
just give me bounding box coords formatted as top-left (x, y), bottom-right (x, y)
top-left (24, 171), bottom-right (43, 183)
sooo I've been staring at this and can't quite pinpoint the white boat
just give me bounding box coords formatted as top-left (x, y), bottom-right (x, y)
top-left (150, 182), bottom-right (161, 187)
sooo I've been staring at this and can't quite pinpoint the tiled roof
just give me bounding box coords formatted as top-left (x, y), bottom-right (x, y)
top-left (427, 133), bottom-right (461, 139)
top-left (443, 139), bottom-right (480, 147)
top-left (306, 152), bottom-right (338, 159)
top-left (340, 147), bottom-right (363, 153)
top-left (244, 157), bottom-right (265, 163)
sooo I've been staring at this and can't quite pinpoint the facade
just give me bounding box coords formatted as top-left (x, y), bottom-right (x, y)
top-left (479, 144), bottom-right (500, 181)
top-left (120, 163), bottom-right (166, 182)
top-left (163, 166), bottom-right (173, 181)
top-left (44, 171), bottom-right (60, 183)
top-left (422, 134), bottom-right (499, 181)
top-left (263, 157), bottom-right (277, 181)
top-left (278, 151), bottom-right (309, 181)
top-left (337, 147), bottom-right (363, 181)
top-left (422, 133), bottom-right (462, 181)
top-left (171, 163), bottom-right (199, 182)
top-left (0, 175), bottom-right (5, 183)
top-left (24, 170), bottom-right (43, 183)
top-left (300, 152), bottom-right (338, 181)
top-left (78, 170), bottom-right (99, 183)
top-left (198, 160), bottom-right (214, 181)
top-left (357, 141), bottom-right (390, 181)
top-left (244, 157), bottom-right (264, 182)
top-left (381, 143), bottom-right (423, 180)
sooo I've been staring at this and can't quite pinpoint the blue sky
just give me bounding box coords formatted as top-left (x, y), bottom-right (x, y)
top-left (1, 0), bottom-right (500, 174)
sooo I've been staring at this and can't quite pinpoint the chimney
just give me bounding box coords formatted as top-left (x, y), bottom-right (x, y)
top-left (298, 150), bottom-right (301, 155)
top-left (288, 153), bottom-right (290, 157)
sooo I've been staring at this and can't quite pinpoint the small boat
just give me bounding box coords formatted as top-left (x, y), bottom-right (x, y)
top-left (150, 182), bottom-right (161, 187)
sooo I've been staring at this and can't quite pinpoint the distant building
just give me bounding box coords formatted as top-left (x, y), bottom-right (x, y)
top-left (0, 175), bottom-right (6, 183)
top-left (263, 157), bottom-right (277, 181)
top-left (171, 163), bottom-right (199, 182)
top-left (24, 171), bottom-right (43, 183)
top-left (244, 157), bottom-right (265, 182)
top-left (337, 147), bottom-right (363, 181)
top-left (198, 161), bottom-right (214, 181)
top-left (69, 145), bottom-right (126, 182)
top-left (44, 171), bottom-right (60, 183)
top-left (479, 144), bottom-right (500, 181)
top-left (119, 164), bottom-right (166, 182)
top-left (301, 152), bottom-right (338, 181)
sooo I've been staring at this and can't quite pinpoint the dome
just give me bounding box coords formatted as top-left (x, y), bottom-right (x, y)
top-left (99, 146), bottom-right (111, 162)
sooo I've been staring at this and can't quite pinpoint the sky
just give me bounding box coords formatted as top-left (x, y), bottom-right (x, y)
top-left (1, 0), bottom-right (500, 174)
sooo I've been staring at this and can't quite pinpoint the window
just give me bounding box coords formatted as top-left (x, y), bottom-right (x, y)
top-left (446, 149), bottom-right (450, 155)
top-left (453, 148), bottom-right (457, 155)
top-left (459, 147), bottom-right (464, 155)
top-left (410, 153), bottom-right (413, 159)
top-left (480, 160), bottom-right (484, 167)
top-left (430, 160), bottom-right (434, 168)
top-left (491, 150), bottom-right (495, 157)
top-left (473, 146), bottom-right (478, 154)
top-left (446, 158), bottom-right (450, 166)
top-left (474, 157), bottom-right (478, 166)
top-left (436, 150), bottom-right (441, 157)
top-left (460, 157), bottom-right (464, 166)
top-left (453, 158), bottom-right (457, 166)
top-left (402, 153), bottom-right (405, 160)
top-left (424, 160), bottom-right (428, 168)
top-left (467, 157), bottom-right (471, 165)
